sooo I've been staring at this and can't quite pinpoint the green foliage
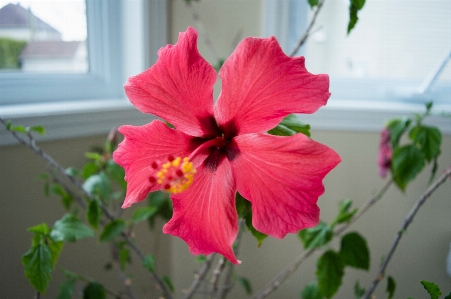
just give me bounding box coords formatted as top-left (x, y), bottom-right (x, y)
top-left (100, 219), bottom-right (126, 242)
top-left (147, 191), bottom-right (173, 228)
top-left (307, 0), bottom-right (319, 9)
top-left (339, 232), bottom-right (369, 270)
top-left (56, 280), bottom-right (75, 299)
top-left (51, 184), bottom-right (74, 210)
top-left (386, 276), bottom-right (396, 299)
top-left (331, 199), bottom-right (357, 226)
top-left (421, 281), bottom-right (442, 299)
top-left (386, 103), bottom-right (442, 191)
top-left (347, 0), bottom-right (366, 34)
top-left (22, 223), bottom-right (63, 294)
top-left (142, 255), bottom-right (156, 273)
top-left (50, 214), bottom-right (94, 242)
top-left (268, 114), bottom-right (311, 137)
top-left (236, 193), bottom-right (268, 246)
top-left (118, 242), bottom-right (131, 271)
top-left (238, 276), bottom-right (253, 295)
top-left (83, 282), bottom-right (106, 299)
top-left (301, 282), bottom-right (322, 299)
top-left (132, 206), bottom-right (158, 224)
top-left (316, 250), bottom-right (344, 298)
top-left (214, 58), bottom-right (226, 72)
top-left (354, 281), bottom-right (365, 298)
top-left (83, 172), bottom-right (112, 200)
top-left (87, 199), bottom-right (101, 229)
top-left (162, 276), bottom-right (175, 293)
top-left (298, 221), bottom-right (333, 249)
top-left (0, 37), bottom-right (27, 69)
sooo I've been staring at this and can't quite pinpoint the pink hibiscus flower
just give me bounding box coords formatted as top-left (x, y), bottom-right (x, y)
top-left (113, 27), bottom-right (341, 264)
top-left (378, 128), bottom-right (392, 178)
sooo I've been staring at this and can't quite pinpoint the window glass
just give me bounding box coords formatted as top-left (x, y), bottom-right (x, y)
top-left (303, 0), bottom-right (451, 105)
top-left (0, 0), bottom-right (88, 73)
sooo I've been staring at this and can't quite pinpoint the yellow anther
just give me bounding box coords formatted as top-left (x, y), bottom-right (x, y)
top-left (151, 156), bottom-right (196, 194)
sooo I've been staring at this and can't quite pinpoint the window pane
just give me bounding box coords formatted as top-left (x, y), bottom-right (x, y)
top-left (0, 0), bottom-right (88, 73)
top-left (304, 0), bottom-right (451, 89)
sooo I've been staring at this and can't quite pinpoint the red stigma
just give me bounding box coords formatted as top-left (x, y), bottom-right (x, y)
top-left (164, 183), bottom-right (171, 190)
top-left (149, 176), bottom-right (156, 183)
top-left (176, 169), bottom-right (183, 177)
top-left (151, 162), bottom-right (158, 169)
top-left (168, 155), bottom-right (174, 162)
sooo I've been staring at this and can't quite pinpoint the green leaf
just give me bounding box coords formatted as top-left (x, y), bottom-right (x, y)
top-left (83, 172), bottom-right (111, 199)
top-left (22, 244), bottom-right (53, 294)
top-left (28, 223), bottom-right (50, 237)
top-left (142, 255), bottom-right (156, 273)
top-left (83, 282), bottom-right (106, 299)
top-left (51, 214), bottom-right (94, 242)
top-left (214, 58), bottom-right (226, 72)
top-left (105, 159), bottom-right (126, 190)
top-left (237, 276), bottom-right (253, 295)
top-left (87, 199), bottom-right (101, 229)
top-left (307, 0), bottom-right (319, 9)
top-left (84, 152), bottom-right (102, 161)
top-left (332, 199), bottom-right (357, 226)
top-left (354, 281), bottom-right (365, 299)
top-left (51, 184), bottom-right (74, 210)
top-left (65, 167), bottom-right (79, 177)
top-left (421, 281), bottom-right (441, 299)
top-left (162, 276), bottom-right (175, 293)
top-left (387, 118), bottom-right (411, 149)
top-left (409, 125), bottom-right (442, 162)
top-left (236, 193), bottom-right (267, 246)
top-left (119, 247), bottom-right (130, 271)
top-left (30, 125), bottom-right (46, 135)
top-left (386, 276), bottom-right (396, 299)
top-left (132, 206), bottom-right (158, 224)
top-left (10, 125), bottom-right (27, 133)
top-left (48, 240), bottom-right (64, 268)
top-left (81, 162), bottom-right (100, 180)
top-left (56, 280), bottom-right (75, 299)
top-left (301, 282), bottom-right (322, 299)
top-left (444, 292), bottom-right (451, 299)
top-left (268, 114), bottom-right (311, 137)
top-left (298, 221), bottom-right (333, 249)
top-left (339, 232), bottom-right (369, 270)
top-left (351, 0), bottom-right (365, 9)
top-left (100, 219), bottom-right (125, 242)
top-left (147, 191), bottom-right (173, 228)
top-left (316, 250), bottom-right (344, 298)
top-left (196, 255), bottom-right (207, 263)
top-left (392, 144), bottom-right (425, 190)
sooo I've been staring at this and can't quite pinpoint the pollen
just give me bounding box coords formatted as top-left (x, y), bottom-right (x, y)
top-left (151, 156), bottom-right (196, 194)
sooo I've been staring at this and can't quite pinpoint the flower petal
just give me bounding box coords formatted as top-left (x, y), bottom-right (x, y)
top-left (163, 152), bottom-right (240, 264)
top-left (124, 27), bottom-right (219, 137)
top-left (214, 36), bottom-right (330, 136)
top-left (230, 133), bottom-right (341, 238)
top-left (113, 120), bottom-right (201, 208)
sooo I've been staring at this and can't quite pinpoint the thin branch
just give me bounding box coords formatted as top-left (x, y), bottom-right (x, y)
top-left (182, 254), bottom-right (216, 299)
top-left (252, 179), bottom-right (393, 299)
top-left (289, 0), bottom-right (326, 57)
top-left (1, 117), bottom-right (173, 299)
top-left (219, 219), bottom-right (246, 299)
top-left (362, 165), bottom-right (451, 299)
top-left (211, 256), bottom-right (227, 298)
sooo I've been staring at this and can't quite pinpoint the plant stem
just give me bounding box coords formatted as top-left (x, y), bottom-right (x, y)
top-left (289, 0), bottom-right (326, 57)
top-left (182, 254), bottom-right (215, 299)
top-left (252, 179), bottom-right (393, 299)
top-left (361, 165), bottom-right (451, 299)
top-left (1, 117), bottom-right (173, 299)
top-left (211, 257), bottom-right (226, 297)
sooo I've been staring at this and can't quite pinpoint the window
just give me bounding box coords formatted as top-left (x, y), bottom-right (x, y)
top-left (0, 0), bottom-right (168, 146)
top-left (262, 0), bottom-right (451, 133)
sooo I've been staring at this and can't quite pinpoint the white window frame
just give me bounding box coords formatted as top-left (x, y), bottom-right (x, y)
top-left (0, 0), bottom-right (168, 146)
top-left (261, 0), bottom-right (451, 135)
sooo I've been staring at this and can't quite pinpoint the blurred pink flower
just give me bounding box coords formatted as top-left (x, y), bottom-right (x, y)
top-left (378, 128), bottom-right (392, 178)
top-left (113, 27), bottom-right (340, 264)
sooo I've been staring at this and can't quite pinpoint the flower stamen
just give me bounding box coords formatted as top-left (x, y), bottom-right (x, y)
top-left (151, 156), bottom-right (196, 194)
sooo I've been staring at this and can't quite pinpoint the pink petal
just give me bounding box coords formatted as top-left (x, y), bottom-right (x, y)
top-left (377, 128), bottom-right (392, 178)
top-left (124, 27), bottom-right (219, 137)
top-left (230, 133), bottom-right (341, 238)
top-left (113, 120), bottom-right (200, 208)
top-left (163, 154), bottom-right (240, 264)
top-left (214, 36), bottom-right (330, 136)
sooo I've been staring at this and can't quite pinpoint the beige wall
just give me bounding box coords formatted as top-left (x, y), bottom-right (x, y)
top-left (1, 1), bottom-right (450, 298)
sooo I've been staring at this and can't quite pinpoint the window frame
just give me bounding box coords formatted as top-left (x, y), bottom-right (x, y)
top-left (0, 0), bottom-right (169, 146)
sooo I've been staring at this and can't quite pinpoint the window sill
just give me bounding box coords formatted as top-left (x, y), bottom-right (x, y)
top-left (1, 98), bottom-right (449, 146)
